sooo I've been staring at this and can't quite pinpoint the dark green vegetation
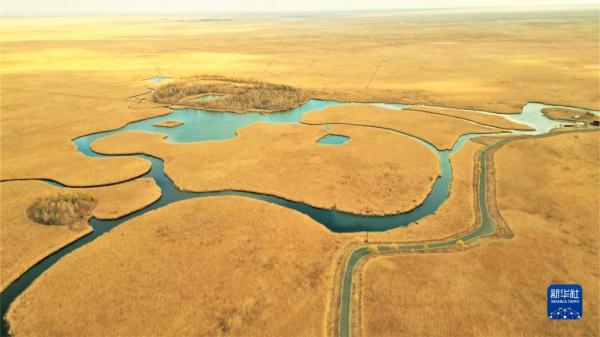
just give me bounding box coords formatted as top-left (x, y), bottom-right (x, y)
top-left (152, 75), bottom-right (308, 112)
top-left (26, 193), bottom-right (96, 229)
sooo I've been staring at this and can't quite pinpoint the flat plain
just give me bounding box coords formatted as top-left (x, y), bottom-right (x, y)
top-left (361, 131), bottom-right (599, 337)
top-left (7, 197), bottom-right (361, 337)
top-left (1, 5), bottom-right (599, 337)
top-left (0, 178), bottom-right (161, 291)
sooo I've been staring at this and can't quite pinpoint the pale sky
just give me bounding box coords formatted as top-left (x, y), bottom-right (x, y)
top-left (1, 0), bottom-right (598, 15)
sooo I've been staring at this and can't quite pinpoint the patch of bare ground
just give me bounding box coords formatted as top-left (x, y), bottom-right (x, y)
top-left (0, 178), bottom-right (161, 291)
top-left (302, 104), bottom-right (502, 150)
top-left (90, 123), bottom-right (440, 215)
top-left (360, 131), bottom-right (599, 337)
top-left (7, 196), bottom-right (363, 337)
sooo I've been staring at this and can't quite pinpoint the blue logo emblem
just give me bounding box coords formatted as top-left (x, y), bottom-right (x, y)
top-left (547, 284), bottom-right (582, 320)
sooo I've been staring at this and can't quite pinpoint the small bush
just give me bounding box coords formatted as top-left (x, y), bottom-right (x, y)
top-left (367, 245), bottom-right (379, 254)
top-left (456, 239), bottom-right (465, 249)
top-left (27, 192), bottom-right (97, 227)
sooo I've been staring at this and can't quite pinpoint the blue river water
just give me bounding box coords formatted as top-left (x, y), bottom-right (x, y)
top-left (71, 99), bottom-right (490, 232)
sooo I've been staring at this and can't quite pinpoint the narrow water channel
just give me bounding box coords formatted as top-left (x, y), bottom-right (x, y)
top-left (1, 98), bottom-right (580, 336)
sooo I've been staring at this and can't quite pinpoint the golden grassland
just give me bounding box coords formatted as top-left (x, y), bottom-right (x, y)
top-left (360, 131), bottom-right (599, 337)
top-left (3, 7), bottom-right (598, 113)
top-left (0, 178), bottom-right (161, 291)
top-left (82, 178), bottom-right (161, 219)
top-left (406, 105), bottom-right (534, 131)
top-left (302, 104), bottom-right (500, 150)
top-left (7, 196), bottom-right (363, 337)
top-left (0, 72), bottom-right (170, 185)
top-left (153, 120), bottom-right (184, 128)
top-left (542, 107), bottom-right (600, 124)
top-left (0, 8), bottom-right (598, 335)
top-left (1, 7), bottom-right (598, 187)
top-left (153, 75), bottom-right (309, 112)
top-left (91, 123), bottom-right (439, 215)
top-left (369, 140), bottom-right (485, 242)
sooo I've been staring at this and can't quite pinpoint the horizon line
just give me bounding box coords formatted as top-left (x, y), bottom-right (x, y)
top-left (1, 3), bottom-right (598, 18)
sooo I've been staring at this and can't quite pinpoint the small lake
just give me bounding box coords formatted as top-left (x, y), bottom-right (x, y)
top-left (317, 134), bottom-right (349, 145)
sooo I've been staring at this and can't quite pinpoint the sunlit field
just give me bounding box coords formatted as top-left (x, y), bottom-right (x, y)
top-left (1, 4), bottom-right (598, 337)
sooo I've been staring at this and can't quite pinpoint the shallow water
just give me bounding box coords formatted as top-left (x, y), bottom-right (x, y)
top-left (505, 103), bottom-right (562, 134)
top-left (317, 134), bottom-right (350, 145)
top-left (146, 76), bottom-right (171, 83)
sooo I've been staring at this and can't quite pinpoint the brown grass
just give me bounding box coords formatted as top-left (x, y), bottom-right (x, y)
top-left (7, 196), bottom-right (362, 337)
top-left (152, 75), bottom-right (308, 112)
top-left (542, 107), bottom-right (600, 124)
top-left (0, 72), bottom-right (170, 185)
top-left (302, 104), bottom-right (501, 150)
top-left (0, 178), bottom-right (161, 291)
top-left (26, 192), bottom-right (96, 228)
top-left (360, 131), bottom-right (599, 337)
top-left (91, 123), bottom-right (440, 215)
top-left (369, 140), bottom-right (485, 242)
top-left (153, 120), bottom-right (183, 128)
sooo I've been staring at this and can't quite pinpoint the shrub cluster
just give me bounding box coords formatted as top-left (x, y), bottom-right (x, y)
top-left (152, 75), bottom-right (307, 111)
top-left (27, 192), bottom-right (97, 227)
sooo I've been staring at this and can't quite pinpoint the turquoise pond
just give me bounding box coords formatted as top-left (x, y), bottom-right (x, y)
top-left (317, 134), bottom-right (350, 145)
top-left (84, 99), bottom-right (396, 143)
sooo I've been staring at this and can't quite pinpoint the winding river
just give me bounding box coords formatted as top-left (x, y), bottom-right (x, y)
top-left (1, 96), bottom-right (587, 337)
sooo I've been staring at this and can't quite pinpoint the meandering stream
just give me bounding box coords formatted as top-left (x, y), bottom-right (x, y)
top-left (2, 97), bottom-right (584, 336)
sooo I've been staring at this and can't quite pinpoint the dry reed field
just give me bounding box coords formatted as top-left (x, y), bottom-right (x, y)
top-left (7, 197), bottom-right (362, 337)
top-left (360, 131), bottom-right (599, 337)
top-left (2, 7), bottom-right (598, 185)
top-left (1, 5), bottom-right (598, 337)
top-left (542, 107), bottom-right (600, 124)
top-left (302, 104), bottom-right (501, 150)
top-left (153, 120), bottom-right (184, 128)
top-left (0, 178), bottom-right (160, 291)
top-left (369, 140), bottom-right (486, 243)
